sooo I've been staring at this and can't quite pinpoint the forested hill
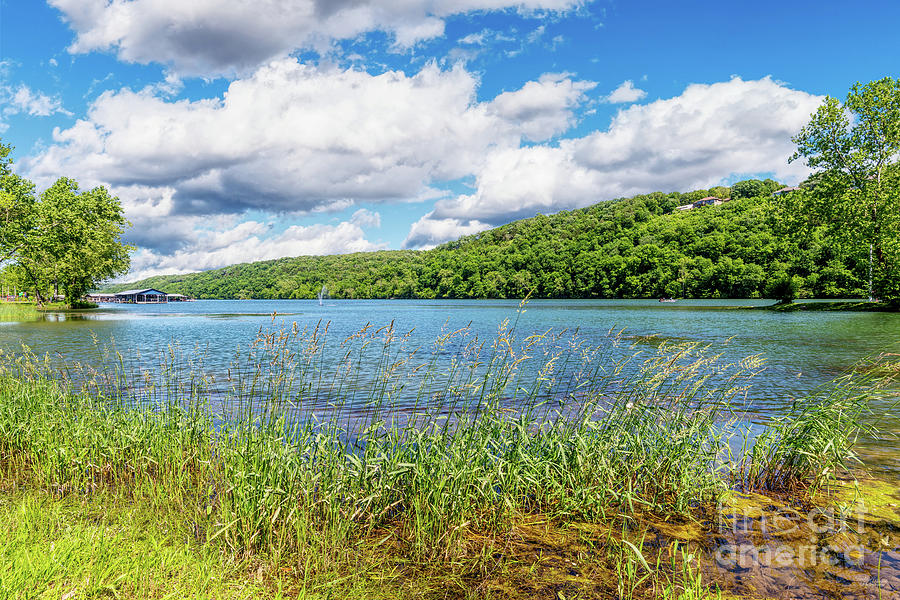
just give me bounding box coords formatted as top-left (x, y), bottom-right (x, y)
top-left (104, 182), bottom-right (867, 300)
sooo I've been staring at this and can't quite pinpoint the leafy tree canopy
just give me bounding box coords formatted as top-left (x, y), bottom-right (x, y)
top-left (0, 142), bottom-right (37, 266)
top-left (731, 179), bottom-right (782, 200)
top-left (0, 139), bottom-right (132, 306)
top-left (787, 76), bottom-right (900, 302)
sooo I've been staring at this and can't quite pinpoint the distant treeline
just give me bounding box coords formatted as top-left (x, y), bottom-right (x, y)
top-left (104, 180), bottom-right (867, 300)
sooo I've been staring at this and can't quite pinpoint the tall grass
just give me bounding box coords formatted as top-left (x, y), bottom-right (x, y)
top-left (736, 372), bottom-right (877, 493)
top-left (0, 309), bottom-right (880, 584)
top-left (0, 301), bottom-right (40, 320)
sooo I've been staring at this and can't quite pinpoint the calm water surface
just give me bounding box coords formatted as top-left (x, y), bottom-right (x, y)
top-left (2, 299), bottom-right (899, 470)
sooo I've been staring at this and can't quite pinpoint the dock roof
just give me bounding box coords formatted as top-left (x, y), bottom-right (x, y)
top-left (114, 288), bottom-right (167, 296)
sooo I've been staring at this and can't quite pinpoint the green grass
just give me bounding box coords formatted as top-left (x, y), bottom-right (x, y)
top-left (0, 301), bottom-right (41, 319)
top-left (0, 490), bottom-right (282, 600)
top-left (736, 372), bottom-right (877, 494)
top-left (854, 352), bottom-right (900, 385)
top-left (0, 328), bottom-right (745, 557)
top-left (0, 313), bottom-right (883, 598)
top-left (0, 300), bottom-right (96, 319)
top-left (0, 485), bottom-right (730, 600)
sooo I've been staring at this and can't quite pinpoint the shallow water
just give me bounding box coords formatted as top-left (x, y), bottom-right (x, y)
top-left (1, 299), bottom-right (899, 471)
top-left (701, 481), bottom-right (900, 600)
top-left (4, 298), bottom-right (900, 598)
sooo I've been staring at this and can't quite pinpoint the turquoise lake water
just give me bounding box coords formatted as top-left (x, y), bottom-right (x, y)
top-left (2, 298), bottom-right (899, 470)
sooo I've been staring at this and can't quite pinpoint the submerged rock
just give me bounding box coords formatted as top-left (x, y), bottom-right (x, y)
top-left (695, 476), bottom-right (900, 599)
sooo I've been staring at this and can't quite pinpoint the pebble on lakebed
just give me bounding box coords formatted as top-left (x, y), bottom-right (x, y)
top-left (681, 476), bottom-right (900, 599)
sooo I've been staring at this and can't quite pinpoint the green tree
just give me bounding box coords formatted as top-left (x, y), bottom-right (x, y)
top-left (767, 273), bottom-right (803, 304)
top-left (731, 179), bottom-right (767, 199)
top-left (788, 76), bottom-right (900, 302)
top-left (0, 141), bottom-right (37, 266)
top-left (15, 178), bottom-right (132, 305)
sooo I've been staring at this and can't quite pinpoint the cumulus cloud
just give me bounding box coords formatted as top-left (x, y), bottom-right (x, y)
top-left (10, 86), bottom-right (69, 116)
top-left (605, 79), bottom-right (646, 103)
top-left (19, 66), bottom-right (821, 272)
top-left (22, 59), bottom-right (591, 274)
top-left (403, 215), bottom-right (491, 249)
top-left (49, 0), bottom-right (585, 77)
top-left (405, 77), bottom-right (822, 247)
top-left (24, 59), bottom-right (592, 221)
top-left (488, 74), bottom-right (596, 141)
top-left (125, 214), bottom-right (385, 281)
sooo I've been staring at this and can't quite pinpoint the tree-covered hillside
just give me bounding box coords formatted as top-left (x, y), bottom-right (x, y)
top-left (104, 182), bottom-right (867, 300)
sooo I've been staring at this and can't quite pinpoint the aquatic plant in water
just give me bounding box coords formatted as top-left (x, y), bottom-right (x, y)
top-left (0, 310), bottom-right (886, 598)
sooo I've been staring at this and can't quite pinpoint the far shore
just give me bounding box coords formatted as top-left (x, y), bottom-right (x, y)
top-left (753, 300), bottom-right (899, 312)
top-left (5, 297), bottom-right (900, 313)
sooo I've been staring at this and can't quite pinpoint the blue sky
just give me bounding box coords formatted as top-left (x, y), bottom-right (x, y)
top-left (1, 0), bottom-right (898, 279)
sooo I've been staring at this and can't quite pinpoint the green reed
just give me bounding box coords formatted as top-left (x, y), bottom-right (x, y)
top-left (736, 371), bottom-right (878, 494)
top-left (0, 310), bottom-right (878, 573)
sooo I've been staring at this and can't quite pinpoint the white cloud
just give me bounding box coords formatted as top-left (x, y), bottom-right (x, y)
top-left (605, 79), bottom-right (646, 103)
top-left (450, 27), bottom-right (524, 62)
top-left (527, 25), bottom-right (546, 44)
top-left (12, 86), bottom-right (66, 117)
top-left (20, 68), bottom-right (822, 273)
top-left (49, 0), bottom-right (586, 77)
top-left (488, 73), bottom-right (596, 141)
top-left (23, 59), bottom-right (591, 273)
top-left (403, 215), bottom-right (491, 249)
top-left (0, 83), bottom-right (71, 133)
top-left (4, 85), bottom-right (68, 118)
top-left (458, 31), bottom-right (488, 45)
top-left (24, 59), bottom-right (591, 220)
top-left (405, 77), bottom-right (823, 245)
top-left (350, 208), bottom-right (381, 228)
top-left (125, 215), bottom-right (385, 280)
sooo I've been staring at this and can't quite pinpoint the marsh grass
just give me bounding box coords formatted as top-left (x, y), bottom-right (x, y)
top-left (736, 372), bottom-right (881, 495)
top-left (856, 351), bottom-right (900, 384)
top-left (0, 308), bottom-right (882, 598)
top-left (0, 301), bottom-right (93, 325)
top-left (0, 301), bottom-right (40, 321)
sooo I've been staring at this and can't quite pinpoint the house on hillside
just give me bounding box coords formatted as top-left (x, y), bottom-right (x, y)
top-left (772, 186), bottom-right (800, 197)
top-left (675, 196), bottom-right (726, 211)
top-left (693, 196), bottom-right (723, 208)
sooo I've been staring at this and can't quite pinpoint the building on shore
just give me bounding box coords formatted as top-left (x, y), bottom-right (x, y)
top-left (87, 288), bottom-right (170, 303)
top-left (86, 292), bottom-right (117, 303)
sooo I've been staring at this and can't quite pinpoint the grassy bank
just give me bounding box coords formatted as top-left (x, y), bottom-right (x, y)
top-left (3, 485), bottom-right (736, 600)
top-left (0, 300), bottom-right (97, 319)
top-left (0, 301), bottom-right (43, 319)
top-left (0, 318), bottom-right (883, 598)
top-left (0, 489), bottom-right (283, 599)
top-left (759, 300), bottom-right (899, 312)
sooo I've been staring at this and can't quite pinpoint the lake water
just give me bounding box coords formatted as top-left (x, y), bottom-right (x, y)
top-left (2, 299), bottom-right (899, 471)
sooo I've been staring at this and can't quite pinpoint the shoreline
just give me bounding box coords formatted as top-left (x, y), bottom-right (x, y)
top-left (0, 300), bottom-right (98, 313)
top-left (751, 300), bottom-right (899, 312)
